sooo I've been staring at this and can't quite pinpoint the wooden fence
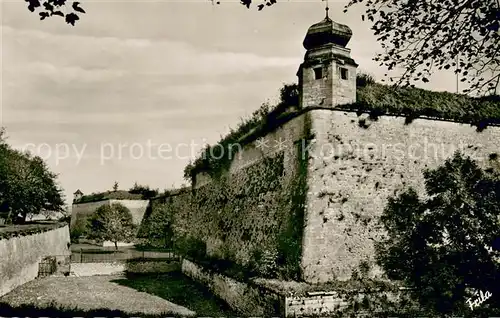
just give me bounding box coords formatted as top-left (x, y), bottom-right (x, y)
top-left (70, 248), bottom-right (179, 263)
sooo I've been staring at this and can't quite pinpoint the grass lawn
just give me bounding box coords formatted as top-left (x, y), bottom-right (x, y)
top-left (0, 272), bottom-right (237, 317)
top-left (0, 274), bottom-right (195, 317)
top-left (112, 272), bottom-right (238, 317)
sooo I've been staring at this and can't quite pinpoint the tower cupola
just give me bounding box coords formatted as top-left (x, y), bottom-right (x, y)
top-left (303, 8), bottom-right (353, 50)
top-left (297, 7), bottom-right (358, 108)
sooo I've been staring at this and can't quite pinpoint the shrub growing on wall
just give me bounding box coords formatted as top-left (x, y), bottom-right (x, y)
top-left (129, 182), bottom-right (159, 200)
top-left (183, 83), bottom-right (299, 182)
top-left (356, 72), bottom-right (375, 87)
top-left (375, 152), bottom-right (500, 316)
top-left (174, 235), bottom-right (206, 260)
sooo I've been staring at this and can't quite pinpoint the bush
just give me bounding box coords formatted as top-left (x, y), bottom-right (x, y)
top-left (248, 247), bottom-right (279, 278)
top-left (173, 235), bottom-right (206, 260)
top-left (356, 72), bottom-right (376, 87)
top-left (69, 216), bottom-right (89, 242)
top-left (129, 183), bottom-right (159, 200)
top-left (375, 152), bottom-right (500, 315)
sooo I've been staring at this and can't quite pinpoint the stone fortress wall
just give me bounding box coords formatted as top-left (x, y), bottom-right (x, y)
top-left (0, 224), bottom-right (70, 297)
top-left (149, 108), bottom-right (500, 284)
top-left (302, 110), bottom-right (500, 283)
top-left (140, 9), bottom-right (500, 315)
top-left (149, 114), bottom-right (309, 275)
top-left (71, 199), bottom-right (149, 228)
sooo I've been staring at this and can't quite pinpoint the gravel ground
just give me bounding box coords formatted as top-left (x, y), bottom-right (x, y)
top-left (0, 274), bottom-right (195, 316)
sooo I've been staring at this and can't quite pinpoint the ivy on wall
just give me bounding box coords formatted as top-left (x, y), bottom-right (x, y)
top-left (143, 143), bottom-right (309, 281)
top-left (275, 114), bottom-right (311, 280)
top-left (183, 83), bottom-right (299, 182)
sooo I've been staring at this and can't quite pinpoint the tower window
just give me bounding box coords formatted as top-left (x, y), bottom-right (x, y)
top-left (313, 67), bottom-right (323, 80)
top-left (340, 67), bottom-right (349, 80)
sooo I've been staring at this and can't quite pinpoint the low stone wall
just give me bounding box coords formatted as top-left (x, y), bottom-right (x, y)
top-left (181, 258), bottom-right (405, 317)
top-left (71, 260), bottom-right (180, 276)
top-left (0, 224), bottom-right (71, 297)
top-left (285, 292), bottom-right (351, 317)
top-left (125, 259), bottom-right (180, 274)
top-left (181, 259), bottom-right (283, 316)
top-left (70, 262), bottom-right (126, 277)
top-left (71, 199), bottom-right (149, 232)
top-left (102, 241), bottom-right (135, 247)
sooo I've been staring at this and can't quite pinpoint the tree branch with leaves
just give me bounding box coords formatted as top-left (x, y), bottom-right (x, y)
top-left (25, 0), bottom-right (85, 25)
top-left (88, 203), bottom-right (136, 250)
top-left (345, 0), bottom-right (500, 95)
top-left (0, 128), bottom-right (65, 223)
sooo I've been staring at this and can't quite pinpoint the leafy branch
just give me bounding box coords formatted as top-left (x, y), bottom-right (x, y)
top-left (25, 0), bottom-right (85, 26)
top-left (345, 0), bottom-right (500, 95)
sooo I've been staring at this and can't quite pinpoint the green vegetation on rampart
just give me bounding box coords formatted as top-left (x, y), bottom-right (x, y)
top-left (74, 184), bottom-right (159, 204)
top-left (349, 82), bottom-right (500, 126)
top-left (183, 83), bottom-right (299, 181)
top-left (184, 76), bottom-right (500, 183)
top-left (0, 221), bottom-right (67, 240)
top-left (74, 191), bottom-right (143, 204)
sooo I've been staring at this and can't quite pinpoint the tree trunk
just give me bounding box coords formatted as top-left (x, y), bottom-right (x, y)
top-left (167, 230), bottom-right (168, 248)
top-left (6, 209), bottom-right (12, 225)
top-left (20, 212), bottom-right (27, 224)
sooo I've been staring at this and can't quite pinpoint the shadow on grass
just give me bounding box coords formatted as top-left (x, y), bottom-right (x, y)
top-left (0, 302), bottom-right (186, 318)
top-left (111, 272), bottom-right (238, 317)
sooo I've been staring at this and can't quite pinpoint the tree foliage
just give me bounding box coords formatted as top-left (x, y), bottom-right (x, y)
top-left (88, 203), bottom-right (136, 250)
top-left (25, 0), bottom-right (85, 25)
top-left (356, 72), bottom-right (376, 87)
top-left (0, 128), bottom-right (65, 224)
top-left (376, 152), bottom-right (500, 315)
top-left (24, 0), bottom-right (278, 25)
top-left (129, 182), bottom-right (159, 200)
top-left (346, 0), bottom-right (500, 95)
top-left (141, 203), bottom-right (173, 248)
top-left (70, 215), bottom-right (89, 241)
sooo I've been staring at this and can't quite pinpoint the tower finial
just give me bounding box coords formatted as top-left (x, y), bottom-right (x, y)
top-left (324, 0), bottom-right (329, 18)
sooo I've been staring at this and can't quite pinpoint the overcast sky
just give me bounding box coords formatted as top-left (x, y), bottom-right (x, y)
top-left (0, 0), bottom-right (459, 204)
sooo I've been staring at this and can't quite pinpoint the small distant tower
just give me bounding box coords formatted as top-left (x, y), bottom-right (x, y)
top-left (297, 6), bottom-right (358, 108)
top-left (73, 189), bottom-right (83, 203)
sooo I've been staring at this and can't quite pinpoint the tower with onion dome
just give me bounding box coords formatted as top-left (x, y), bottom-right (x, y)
top-left (297, 6), bottom-right (358, 108)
